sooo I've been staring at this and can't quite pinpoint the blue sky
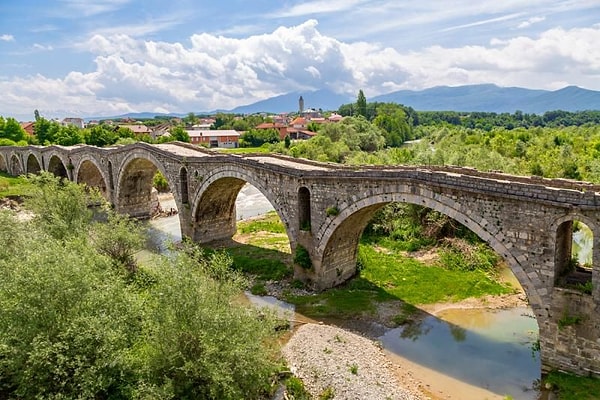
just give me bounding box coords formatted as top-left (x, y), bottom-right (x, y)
top-left (1, 0), bottom-right (599, 120)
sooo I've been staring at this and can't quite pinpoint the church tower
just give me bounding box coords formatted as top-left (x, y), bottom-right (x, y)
top-left (299, 95), bottom-right (304, 114)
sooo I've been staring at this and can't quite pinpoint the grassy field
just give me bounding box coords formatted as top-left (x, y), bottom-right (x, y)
top-left (227, 212), bottom-right (511, 318)
top-left (219, 146), bottom-right (271, 154)
top-left (0, 172), bottom-right (34, 198)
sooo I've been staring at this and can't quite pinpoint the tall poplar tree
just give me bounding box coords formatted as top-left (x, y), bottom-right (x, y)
top-left (356, 89), bottom-right (367, 118)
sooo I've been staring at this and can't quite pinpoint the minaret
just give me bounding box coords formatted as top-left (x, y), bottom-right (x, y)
top-left (299, 95), bottom-right (304, 114)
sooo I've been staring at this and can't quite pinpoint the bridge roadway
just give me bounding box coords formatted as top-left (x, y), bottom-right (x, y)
top-left (1, 141), bottom-right (600, 377)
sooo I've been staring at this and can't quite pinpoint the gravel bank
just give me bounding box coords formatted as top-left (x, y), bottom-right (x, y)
top-left (282, 323), bottom-right (427, 400)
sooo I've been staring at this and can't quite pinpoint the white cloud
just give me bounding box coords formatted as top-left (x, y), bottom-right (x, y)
top-left (32, 43), bottom-right (54, 51)
top-left (270, 0), bottom-right (367, 18)
top-left (517, 16), bottom-right (546, 29)
top-left (0, 34), bottom-right (14, 42)
top-left (60, 0), bottom-right (132, 17)
top-left (1, 20), bottom-right (600, 118)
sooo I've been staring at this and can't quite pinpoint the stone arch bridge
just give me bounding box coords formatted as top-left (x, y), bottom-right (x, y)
top-left (1, 142), bottom-right (600, 377)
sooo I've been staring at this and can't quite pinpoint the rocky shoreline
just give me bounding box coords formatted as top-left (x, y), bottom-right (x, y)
top-left (282, 323), bottom-right (426, 400)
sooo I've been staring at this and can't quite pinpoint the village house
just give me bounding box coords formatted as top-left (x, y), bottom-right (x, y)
top-left (62, 117), bottom-right (85, 129)
top-left (186, 129), bottom-right (240, 148)
top-left (256, 122), bottom-right (289, 140)
top-left (287, 116), bottom-right (317, 140)
top-left (118, 124), bottom-right (152, 137)
top-left (19, 122), bottom-right (35, 136)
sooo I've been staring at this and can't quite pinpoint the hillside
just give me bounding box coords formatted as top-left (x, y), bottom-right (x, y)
top-left (371, 84), bottom-right (600, 113)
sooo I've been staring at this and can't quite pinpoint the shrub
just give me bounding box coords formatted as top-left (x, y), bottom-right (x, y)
top-left (152, 171), bottom-right (169, 192)
top-left (0, 177), bottom-right (285, 399)
top-left (294, 245), bottom-right (312, 269)
top-left (326, 205), bottom-right (340, 216)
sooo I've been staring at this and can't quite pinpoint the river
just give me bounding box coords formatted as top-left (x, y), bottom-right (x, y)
top-left (145, 184), bottom-right (546, 399)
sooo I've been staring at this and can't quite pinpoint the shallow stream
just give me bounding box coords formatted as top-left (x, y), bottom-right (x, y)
top-left (144, 184), bottom-right (551, 399)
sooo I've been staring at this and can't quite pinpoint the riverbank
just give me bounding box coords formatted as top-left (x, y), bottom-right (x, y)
top-left (277, 286), bottom-right (529, 400)
top-left (283, 323), bottom-right (425, 400)
top-left (227, 209), bottom-right (534, 399)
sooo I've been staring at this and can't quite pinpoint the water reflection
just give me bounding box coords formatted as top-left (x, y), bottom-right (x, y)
top-left (380, 307), bottom-right (540, 399)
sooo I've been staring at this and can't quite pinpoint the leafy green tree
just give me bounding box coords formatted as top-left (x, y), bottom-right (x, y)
top-left (0, 117), bottom-right (28, 143)
top-left (0, 212), bottom-right (142, 399)
top-left (373, 103), bottom-right (412, 147)
top-left (90, 211), bottom-right (145, 274)
top-left (24, 172), bottom-right (101, 240)
top-left (33, 117), bottom-right (61, 145)
top-left (307, 121), bottom-right (320, 132)
top-left (86, 125), bottom-right (118, 147)
top-left (356, 89), bottom-right (367, 118)
top-left (54, 124), bottom-right (84, 146)
top-left (184, 112), bottom-right (197, 126)
top-left (240, 128), bottom-right (280, 147)
top-left (170, 125), bottom-right (191, 142)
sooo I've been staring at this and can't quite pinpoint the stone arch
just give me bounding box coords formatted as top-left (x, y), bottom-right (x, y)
top-left (26, 153), bottom-right (42, 174)
top-left (0, 153), bottom-right (7, 172)
top-left (551, 213), bottom-right (598, 297)
top-left (75, 158), bottom-right (109, 200)
top-left (47, 154), bottom-right (69, 179)
top-left (190, 167), bottom-right (291, 244)
top-left (10, 154), bottom-right (23, 176)
top-left (317, 191), bottom-right (541, 310)
top-left (115, 151), bottom-right (174, 218)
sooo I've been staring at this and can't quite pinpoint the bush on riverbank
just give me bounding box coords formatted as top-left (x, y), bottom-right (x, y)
top-left (0, 175), bottom-right (283, 399)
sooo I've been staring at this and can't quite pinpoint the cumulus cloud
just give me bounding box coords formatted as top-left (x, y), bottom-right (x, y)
top-left (1, 20), bottom-right (600, 118)
top-left (0, 34), bottom-right (14, 42)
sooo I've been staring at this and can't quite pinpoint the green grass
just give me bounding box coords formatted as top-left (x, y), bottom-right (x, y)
top-left (285, 284), bottom-right (385, 318)
top-left (212, 212), bottom-right (512, 319)
top-left (237, 211), bottom-right (286, 235)
top-left (0, 172), bottom-right (34, 198)
top-left (220, 146), bottom-right (271, 154)
top-left (545, 371), bottom-right (600, 400)
top-left (358, 244), bottom-right (510, 304)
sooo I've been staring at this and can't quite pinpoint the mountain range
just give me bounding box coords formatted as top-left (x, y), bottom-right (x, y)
top-left (92, 84), bottom-right (600, 120)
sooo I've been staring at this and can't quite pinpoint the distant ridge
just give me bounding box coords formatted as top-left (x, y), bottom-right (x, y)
top-left (229, 89), bottom-right (353, 114)
top-left (82, 84), bottom-right (600, 121)
top-left (371, 84), bottom-right (600, 113)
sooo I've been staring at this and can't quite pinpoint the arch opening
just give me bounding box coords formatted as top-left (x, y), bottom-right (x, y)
top-left (317, 200), bottom-right (541, 307)
top-left (298, 186), bottom-right (311, 232)
top-left (48, 155), bottom-right (68, 179)
top-left (10, 154), bottom-right (23, 176)
top-left (107, 161), bottom-right (114, 191)
top-left (555, 219), bottom-right (593, 292)
top-left (0, 153), bottom-right (8, 172)
top-left (180, 167), bottom-right (189, 205)
top-left (192, 177), bottom-right (291, 280)
top-left (26, 154), bottom-right (42, 175)
top-left (118, 158), bottom-right (164, 219)
top-left (318, 200), bottom-right (541, 396)
top-left (76, 160), bottom-right (108, 200)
